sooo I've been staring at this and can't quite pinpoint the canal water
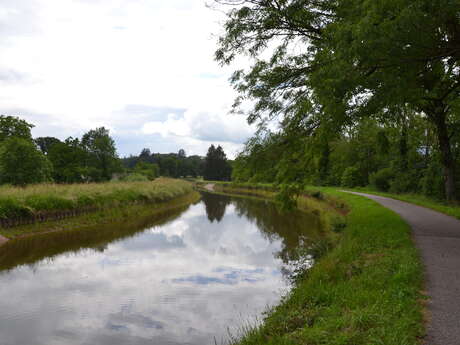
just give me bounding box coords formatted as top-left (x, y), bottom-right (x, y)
top-left (0, 192), bottom-right (321, 345)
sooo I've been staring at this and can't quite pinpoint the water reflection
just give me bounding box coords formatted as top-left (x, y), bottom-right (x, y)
top-left (201, 192), bottom-right (230, 223)
top-left (0, 192), bottom-right (321, 345)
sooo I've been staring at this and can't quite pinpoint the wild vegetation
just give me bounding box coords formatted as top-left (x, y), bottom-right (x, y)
top-left (216, 0), bottom-right (460, 202)
top-left (0, 178), bottom-right (193, 228)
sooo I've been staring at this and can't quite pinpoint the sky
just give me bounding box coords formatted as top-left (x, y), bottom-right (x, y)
top-left (0, 0), bottom-right (255, 158)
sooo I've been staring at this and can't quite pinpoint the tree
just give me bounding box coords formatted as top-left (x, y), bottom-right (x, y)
top-left (0, 115), bottom-right (33, 143)
top-left (0, 137), bottom-right (52, 185)
top-left (35, 136), bottom-right (62, 155)
top-left (81, 127), bottom-right (119, 181)
top-left (178, 149), bottom-right (186, 159)
top-left (47, 137), bottom-right (88, 183)
top-left (215, 0), bottom-right (460, 200)
top-left (204, 145), bottom-right (232, 181)
top-left (133, 161), bottom-right (159, 180)
top-left (139, 148), bottom-right (152, 162)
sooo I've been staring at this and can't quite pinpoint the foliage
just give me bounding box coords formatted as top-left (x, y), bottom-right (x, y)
top-left (341, 167), bottom-right (362, 189)
top-left (133, 161), bottom-right (159, 180)
top-left (0, 115), bottom-right (33, 143)
top-left (204, 144), bottom-right (232, 181)
top-left (35, 136), bottom-right (61, 155)
top-left (0, 137), bottom-right (52, 186)
top-left (81, 127), bottom-right (120, 181)
top-left (47, 137), bottom-right (88, 183)
top-left (121, 149), bottom-right (206, 179)
top-left (370, 168), bottom-right (394, 192)
top-left (231, 115), bottom-right (459, 201)
top-left (216, 0), bottom-right (460, 200)
top-left (122, 173), bottom-right (149, 182)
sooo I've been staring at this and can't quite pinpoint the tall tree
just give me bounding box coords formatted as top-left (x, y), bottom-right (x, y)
top-left (81, 127), bottom-right (119, 181)
top-left (0, 137), bottom-right (52, 185)
top-left (216, 0), bottom-right (460, 200)
top-left (47, 137), bottom-right (88, 183)
top-left (204, 145), bottom-right (232, 181)
top-left (0, 115), bottom-right (33, 143)
top-left (35, 137), bottom-right (62, 155)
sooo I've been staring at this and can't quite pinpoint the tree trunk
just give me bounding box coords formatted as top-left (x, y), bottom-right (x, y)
top-left (433, 111), bottom-right (457, 201)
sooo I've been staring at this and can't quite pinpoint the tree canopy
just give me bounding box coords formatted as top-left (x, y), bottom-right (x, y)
top-left (216, 0), bottom-right (460, 200)
top-left (204, 145), bottom-right (232, 181)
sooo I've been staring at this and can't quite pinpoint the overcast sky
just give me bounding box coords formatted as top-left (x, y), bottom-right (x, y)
top-left (0, 0), bottom-right (255, 158)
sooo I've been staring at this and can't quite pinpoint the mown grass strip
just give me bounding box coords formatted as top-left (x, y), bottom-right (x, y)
top-left (215, 185), bottom-right (424, 345)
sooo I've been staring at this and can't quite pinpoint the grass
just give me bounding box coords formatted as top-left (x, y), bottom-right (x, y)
top-left (0, 178), bottom-right (193, 220)
top-left (0, 191), bottom-right (200, 239)
top-left (200, 180), bottom-right (460, 219)
top-left (211, 183), bottom-right (424, 345)
top-left (348, 187), bottom-right (460, 220)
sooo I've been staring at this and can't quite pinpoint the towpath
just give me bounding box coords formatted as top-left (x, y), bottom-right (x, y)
top-left (347, 192), bottom-right (460, 345)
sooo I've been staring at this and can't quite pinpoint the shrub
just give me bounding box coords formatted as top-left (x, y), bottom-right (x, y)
top-left (369, 168), bottom-right (394, 192)
top-left (123, 173), bottom-right (149, 182)
top-left (0, 137), bottom-right (52, 186)
top-left (389, 171), bottom-right (418, 194)
top-left (341, 167), bottom-right (361, 188)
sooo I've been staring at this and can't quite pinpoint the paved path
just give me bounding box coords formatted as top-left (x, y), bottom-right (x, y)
top-left (347, 192), bottom-right (460, 345)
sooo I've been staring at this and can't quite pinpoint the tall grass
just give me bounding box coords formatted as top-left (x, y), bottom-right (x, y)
top-left (0, 178), bottom-right (193, 220)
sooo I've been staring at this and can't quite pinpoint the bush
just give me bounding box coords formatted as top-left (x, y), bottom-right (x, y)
top-left (389, 171), bottom-right (417, 194)
top-left (341, 167), bottom-right (361, 188)
top-left (419, 164), bottom-right (445, 199)
top-left (369, 168), bottom-right (394, 192)
top-left (0, 137), bottom-right (52, 186)
top-left (122, 173), bottom-right (149, 182)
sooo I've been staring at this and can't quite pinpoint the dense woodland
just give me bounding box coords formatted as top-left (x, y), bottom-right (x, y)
top-left (216, 0), bottom-right (460, 201)
top-left (0, 115), bottom-right (232, 185)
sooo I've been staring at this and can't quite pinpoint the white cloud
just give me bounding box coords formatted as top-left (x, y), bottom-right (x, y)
top-left (0, 0), bottom-right (254, 158)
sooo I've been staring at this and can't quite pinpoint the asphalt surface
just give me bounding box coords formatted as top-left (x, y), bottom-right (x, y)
top-left (347, 192), bottom-right (460, 345)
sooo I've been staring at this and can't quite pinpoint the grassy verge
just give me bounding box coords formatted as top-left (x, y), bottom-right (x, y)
top-left (347, 187), bottom-right (460, 220)
top-left (0, 178), bottom-right (194, 238)
top-left (210, 183), bottom-right (424, 345)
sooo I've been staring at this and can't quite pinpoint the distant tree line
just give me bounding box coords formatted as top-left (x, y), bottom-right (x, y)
top-left (121, 144), bottom-right (232, 181)
top-left (0, 115), bottom-right (121, 185)
top-left (0, 115), bottom-right (233, 186)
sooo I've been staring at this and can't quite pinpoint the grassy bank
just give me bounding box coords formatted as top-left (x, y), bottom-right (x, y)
top-left (0, 178), bottom-right (194, 237)
top-left (201, 180), bottom-right (460, 219)
top-left (0, 192), bottom-right (200, 271)
top-left (211, 183), bottom-right (424, 345)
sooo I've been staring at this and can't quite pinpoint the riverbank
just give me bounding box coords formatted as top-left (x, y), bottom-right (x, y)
top-left (0, 178), bottom-right (195, 239)
top-left (0, 191), bottom-right (200, 272)
top-left (205, 183), bottom-right (424, 345)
